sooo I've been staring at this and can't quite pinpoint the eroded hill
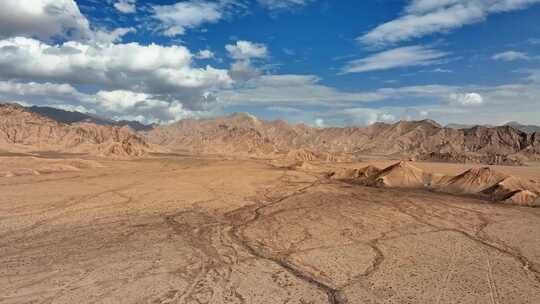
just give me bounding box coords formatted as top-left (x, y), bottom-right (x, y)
top-left (0, 104), bottom-right (156, 157)
top-left (329, 161), bottom-right (540, 206)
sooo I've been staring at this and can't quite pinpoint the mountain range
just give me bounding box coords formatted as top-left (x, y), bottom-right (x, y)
top-left (22, 105), bottom-right (540, 134)
top-left (0, 103), bottom-right (156, 157)
top-left (145, 112), bottom-right (540, 165)
top-left (2, 103), bottom-right (540, 164)
top-left (27, 105), bottom-right (155, 131)
top-left (447, 121), bottom-right (540, 134)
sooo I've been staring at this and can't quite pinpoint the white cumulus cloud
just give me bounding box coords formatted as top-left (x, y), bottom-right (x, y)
top-left (225, 41), bottom-right (269, 81)
top-left (226, 40), bottom-right (268, 60)
top-left (114, 0), bottom-right (137, 14)
top-left (0, 80), bottom-right (81, 97)
top-left (0, 80), bottom-right (202, 124)
top-left (152, 1), bottom-right (223, 36)
top-left (0, 0), bottom-right (92, 41)
top-left (93, 90), bottom-right (197, 123)
top-left (195, 49), bottom-right (215, 59)
top-left (0, 0), bottom-right (134, 44)
top-left (228, 60), bottom-right (263, 81)
top-left (449, 92), bottom-right (484, 106)
top-left (0, 37), bottom-right (232, 99)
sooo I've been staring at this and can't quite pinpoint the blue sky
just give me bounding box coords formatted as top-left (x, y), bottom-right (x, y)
top-left (0, 0), bottom-right (539, 126)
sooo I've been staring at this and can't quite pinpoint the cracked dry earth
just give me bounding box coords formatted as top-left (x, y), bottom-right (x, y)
top-left (1, 156), bottom-right (540, 304)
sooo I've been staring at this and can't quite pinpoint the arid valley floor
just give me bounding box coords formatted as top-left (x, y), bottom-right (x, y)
top-left (2, 154), bottom-right (540, 304)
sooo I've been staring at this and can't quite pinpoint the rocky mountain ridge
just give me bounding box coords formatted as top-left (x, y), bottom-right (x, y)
top-left (0, 103), bottom-right (155, 157)
top-left (27, 105), bottom-right (155, 131)
top-left (447, 121), bottom-right (540, 134)
top-left (146, 112), bottom-right (540, 164)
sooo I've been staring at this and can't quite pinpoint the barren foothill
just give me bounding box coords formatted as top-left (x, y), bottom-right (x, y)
top-left (1, 154), bottom-right (540, 304)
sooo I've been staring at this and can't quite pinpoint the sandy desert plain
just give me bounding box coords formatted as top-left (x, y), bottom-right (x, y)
top-left (2, 151), bottom-right (540, 304)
